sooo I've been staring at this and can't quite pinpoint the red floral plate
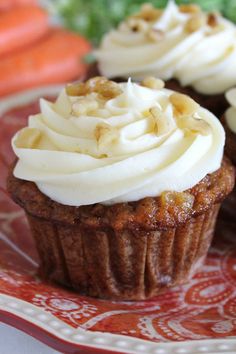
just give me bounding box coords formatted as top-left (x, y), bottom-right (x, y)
top-left (0, 88), bottom-right (236, 354)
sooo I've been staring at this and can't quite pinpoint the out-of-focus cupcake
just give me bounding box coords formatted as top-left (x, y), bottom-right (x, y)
top-left (221, 88), bottom-right (236, 220)
top-left (95, 1), bottom-right (236, 117)
top-left (8, 76), bottom-right (234, 300)
top-left (222, 88), bottom-right (236, 164)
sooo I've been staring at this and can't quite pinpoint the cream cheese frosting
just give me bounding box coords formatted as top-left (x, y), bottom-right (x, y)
top-left (225, 88), bottom-right (236, 133)
top-left (12, 78), bottom-right (225, 206)
top-left (95, 1), bottom-right (236, 95)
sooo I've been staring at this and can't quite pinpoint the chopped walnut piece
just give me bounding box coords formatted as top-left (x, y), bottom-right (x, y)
top-left (185, 13), bottom-right (207, 33)
top-left (127, 18), bottom-right (149, 32)
top-left (170, 93), bottom-right (199, 118)
top-left (15, 128), bottom-right (41, 149)
top-left (147, 28), bottom-right (164, 42)
top-left (94, 124), bottom-right (107, 142)
top-left (179, 4), bottom-right (201, 14)
top-left (142, 77), bottom-right (165, 89)
top-left (207, 12), bottom-right (218, 27)
top-left (72, 97), bottom-right (99, 116)
top-left (178, 116), bottom-right (211, 136)
top-left (170, 93), bottom-right (211, 136)
top-left (67, 77), bottom-right (122, 100)
top-left (85, 76), bottom-right (107, 91)
top-left (132, 3), bottom-right (162, 22)
top-left (66, 82), bottom-right (87, 96)
top-left (98, 80), bottom-right (122, 99)
top-left (94, 124), bottom-right (119, 149)
top-left (85, 77), bottom-right (122, 99)
top-left (150, 106), bottom-right (171, 135)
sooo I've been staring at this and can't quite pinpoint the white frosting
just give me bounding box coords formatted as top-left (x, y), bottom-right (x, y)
top-left (95, 1), bottom-right (236, 95)
top-left (12, 80), bottom-right (225, 206)
top-left (225, 88), bottom-right (236, 133)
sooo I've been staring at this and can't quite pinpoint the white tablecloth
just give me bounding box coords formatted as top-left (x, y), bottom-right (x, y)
top-left (0, 323), bottom-right (60, 354)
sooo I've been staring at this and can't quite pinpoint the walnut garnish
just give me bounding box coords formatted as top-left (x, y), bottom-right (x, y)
top-left (127, 18), bottom-right (149, 32)
top-left (142, 77), bottom-right (165, 89)
top-left (132, 3), bottom-right (162, 22)
top-left (170, 93), bottom-right (199, 118)
top-left (94, 124), bottom-right (107, 142)
top-left (66, 77), bottom-right (122, 100)
top-left (127, 16), bottom-right (164, 41)
top-left (66, 82), bottom-right (87, 96)
top-left (147, 28), bottom-right (164, 42)
top-left (127, 3), bottom-right (163, 39)
top-left (185, 13), bottom-right (207, 33)
top-left (179, 4), bottom-right (201, 14)
top-left (170, 93), bottom-right (211, 135)
top-left (149, 92), bottom-right (210, 136)
top-left (85, 76), bottom-right (108, 90)
top-left (207, 12), bottom-right (219, 27)
top-left (84, 77), bottom-right (122, 99)
top-left (15, 128), bottom-right (41, 149)
top-left (94, 123), bottom-right (119, 149)
top-left (72, 96), bottom-right (99, 116)
top-left (98, 80), bottom-right (122, 99)
top-left (177, 116), bottom-right (211, 136)
top-left (150, 106), bottom-right (171, 135)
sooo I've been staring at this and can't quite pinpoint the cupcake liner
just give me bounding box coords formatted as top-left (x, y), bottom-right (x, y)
top-left (27, 204), bottom-right (220, 300)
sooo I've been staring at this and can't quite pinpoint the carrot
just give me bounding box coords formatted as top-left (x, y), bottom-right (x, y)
top-left (0, 29), bottom-right (92, 96)
top-left (0, 6), bottom-right (49, 56)
top-left (0, 0), bottom-right (36, 11)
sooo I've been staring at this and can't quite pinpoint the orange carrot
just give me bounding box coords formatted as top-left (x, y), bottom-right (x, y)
top-left (0, 29), bottom-right (92, 96)
top-left (0, 0), bottom-right (36, 11)
top-left (0, 6), bottom-right (49, 56)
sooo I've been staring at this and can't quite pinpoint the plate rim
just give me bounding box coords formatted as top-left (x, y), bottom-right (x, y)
top-left (0, 294), bottom-right (236, 354)
top-left (1, 86), bottom-right (236, 354)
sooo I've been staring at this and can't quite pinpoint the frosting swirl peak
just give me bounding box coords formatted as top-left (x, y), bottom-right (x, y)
top-left (12, 77), bottom-right (225, 206)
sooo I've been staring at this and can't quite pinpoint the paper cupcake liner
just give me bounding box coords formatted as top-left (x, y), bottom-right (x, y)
top-left (27, 204), bottom-right (220, 300)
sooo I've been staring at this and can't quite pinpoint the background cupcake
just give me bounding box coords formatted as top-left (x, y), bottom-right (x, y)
top-left (8, 77), bottom-right (234, 300)
top-left (222, 88), bottom-right (236, 164)
top-left (220, 88), bottom-right (236, 221)
top-left (95, 1), bottom-right (236, 117)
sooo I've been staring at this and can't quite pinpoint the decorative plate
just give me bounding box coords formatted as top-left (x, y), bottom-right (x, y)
top-left (0, 88), bottom-right (236, 354)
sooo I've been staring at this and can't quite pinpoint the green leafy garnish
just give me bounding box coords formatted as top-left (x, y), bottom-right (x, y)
top-left (43, 0), bottom-right (236, 44)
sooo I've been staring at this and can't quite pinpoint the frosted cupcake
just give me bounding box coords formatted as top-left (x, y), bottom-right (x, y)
top-left (8, 77), bottom-right (234, 300)
top-left (220, 88), bottom-right (236, 221)
top-left (223, 88), bottom-right (236, 164)
top-left (95, 1), bottom-right (236, 117)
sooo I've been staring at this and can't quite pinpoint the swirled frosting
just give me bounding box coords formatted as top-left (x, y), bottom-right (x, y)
top-left (12, 78), bottom-right (225, 206)
top-left (95, 1), bottom-right (236, 95)
top-left (225, 88), bottom-right (236, 133)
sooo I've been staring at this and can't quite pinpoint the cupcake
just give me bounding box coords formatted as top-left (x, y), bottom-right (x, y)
top-left (221, 88), bottom-right (236, 220)
top-left (8, 76), bottom-right (234, 300)
top-left (95, 1), bottom-right (236, 117)
top-left (222, 88), bottom-right (236, 164)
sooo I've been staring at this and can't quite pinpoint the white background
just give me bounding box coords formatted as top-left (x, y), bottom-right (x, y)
top-left (0, 323), bottom-right (60, 354)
